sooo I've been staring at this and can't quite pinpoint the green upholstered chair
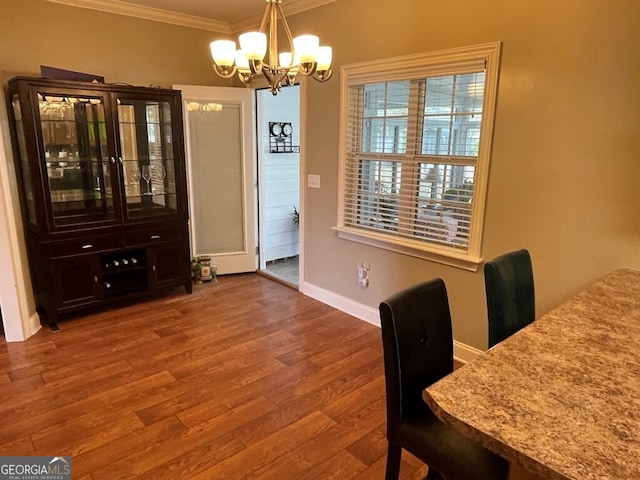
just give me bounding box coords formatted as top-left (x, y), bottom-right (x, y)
top-left (484, 249), bottom-right (535, 348)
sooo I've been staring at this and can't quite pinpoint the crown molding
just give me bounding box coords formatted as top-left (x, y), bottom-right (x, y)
top-left (46, 0), bottom-right (232, 33)
top-left (230, 0), bottom-right (338, 33)
top-left (46, 0), bottom-right (337, 34)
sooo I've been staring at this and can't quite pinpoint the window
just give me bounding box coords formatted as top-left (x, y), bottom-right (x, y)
top-left (337, 43), bottom-right (501, 270)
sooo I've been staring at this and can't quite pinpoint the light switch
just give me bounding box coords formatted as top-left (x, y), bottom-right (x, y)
top-left (307, 174), bottom-right (321, 189)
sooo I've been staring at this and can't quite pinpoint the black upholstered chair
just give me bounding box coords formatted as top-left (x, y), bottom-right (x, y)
top-left (484, 249), bottom-right (535, 348)
top-left (379, 278), bottom-right (509, 480)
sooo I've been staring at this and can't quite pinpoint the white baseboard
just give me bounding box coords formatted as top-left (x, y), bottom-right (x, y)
top-left (300, 280), bottom-right (483, 364)
top-left (453, 340), bottom-right (483, 364)
top-left (300, 281), bottom-right (380, 326)
top-left (1, 312), bottom-right (40, 342)
top-left (28, 313), bottom-right (42, 338)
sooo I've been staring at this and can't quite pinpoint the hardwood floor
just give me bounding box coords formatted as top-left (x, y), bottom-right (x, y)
top-left (0, 274), bottom-right (430, 479)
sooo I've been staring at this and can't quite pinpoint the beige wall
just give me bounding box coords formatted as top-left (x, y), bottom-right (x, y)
top-left (0, 0), bottom-right (224, 86)
top-left (1, 0), bottom-right (639, 349)
top-left (289, 0), bottom-right (640, 349)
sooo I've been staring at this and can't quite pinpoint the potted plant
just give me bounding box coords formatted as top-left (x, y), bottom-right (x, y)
top-left (292, 205), bottom-right (299, 227)
top-left (191, 258), bottom-right (202, 283)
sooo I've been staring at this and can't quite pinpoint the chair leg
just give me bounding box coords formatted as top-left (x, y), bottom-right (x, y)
top-left (425, 467), bottom-right (445, 480)
top-left (384, 443), bottom-right (402, 480)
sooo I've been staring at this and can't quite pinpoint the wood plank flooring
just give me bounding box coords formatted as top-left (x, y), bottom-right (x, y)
top-left (0, 274), bottom-right (430, 479)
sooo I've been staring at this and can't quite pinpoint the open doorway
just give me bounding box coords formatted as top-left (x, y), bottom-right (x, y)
top-left (256, 86), bottom-right (300, 287)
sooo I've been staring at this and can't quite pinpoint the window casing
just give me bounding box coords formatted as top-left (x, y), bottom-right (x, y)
top-left (336, 43), bottom-right (501, 271)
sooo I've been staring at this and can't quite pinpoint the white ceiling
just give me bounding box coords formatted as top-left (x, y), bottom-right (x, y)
top-left (47, 0), bottom-right (338, 34)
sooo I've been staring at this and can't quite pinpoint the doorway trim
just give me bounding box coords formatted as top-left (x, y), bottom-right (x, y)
top-left (175, 84), bottom-right (258, 275)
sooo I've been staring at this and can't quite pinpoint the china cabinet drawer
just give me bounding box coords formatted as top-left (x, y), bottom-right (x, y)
top-left (49, 235), bottom-right (122, 258)
top-left (125, 226), bottom-right (184, 247)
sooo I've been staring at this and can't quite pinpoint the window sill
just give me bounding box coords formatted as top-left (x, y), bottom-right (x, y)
top-left (333, 226), bottom-right (482, 272)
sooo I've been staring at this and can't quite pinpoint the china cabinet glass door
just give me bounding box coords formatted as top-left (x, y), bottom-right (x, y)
top-left (37, 91), bottom-right (113, 226)
top-left (116, 97), bottom-right (178, 220)
top-left (11, 96), bottom-right (37, 225)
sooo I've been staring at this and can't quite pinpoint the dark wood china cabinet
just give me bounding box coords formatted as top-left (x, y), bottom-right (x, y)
top-left (7, 77), bottom-right (192, 330)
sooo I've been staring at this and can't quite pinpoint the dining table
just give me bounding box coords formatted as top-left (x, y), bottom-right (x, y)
top-left (423, 268), bottom-right (640, 480)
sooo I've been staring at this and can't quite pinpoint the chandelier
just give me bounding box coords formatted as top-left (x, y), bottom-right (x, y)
top-left (209, 0), bottom-right (333, 95)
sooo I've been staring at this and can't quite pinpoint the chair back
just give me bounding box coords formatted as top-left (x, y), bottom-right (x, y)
top-left (484, 248), bottom-right (535, 348)
top-left (379, 278), bottom-right (454, 427)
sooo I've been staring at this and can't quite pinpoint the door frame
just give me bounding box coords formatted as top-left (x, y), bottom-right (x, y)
top-left (255, 86), bottom-right (301, 281)
top-left (174, 84), bottom-right (258, 275)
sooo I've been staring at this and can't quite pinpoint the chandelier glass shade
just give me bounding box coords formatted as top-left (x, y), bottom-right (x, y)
top-left (209, 0), bottom-right (333, 95)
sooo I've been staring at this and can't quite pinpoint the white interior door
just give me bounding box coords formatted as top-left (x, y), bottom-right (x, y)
top-left (174, 85), bottom-right (257, 275)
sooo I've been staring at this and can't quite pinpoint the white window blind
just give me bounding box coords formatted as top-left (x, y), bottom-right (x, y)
top-left (337, 43), bottom-right (501, 270)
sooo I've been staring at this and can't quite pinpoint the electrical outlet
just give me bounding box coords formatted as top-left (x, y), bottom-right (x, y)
top-left (357, 262), bottom-right (370, 288)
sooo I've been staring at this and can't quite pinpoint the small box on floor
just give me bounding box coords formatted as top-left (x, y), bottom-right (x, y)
top-left (198, 256), bottom-right (216, 282)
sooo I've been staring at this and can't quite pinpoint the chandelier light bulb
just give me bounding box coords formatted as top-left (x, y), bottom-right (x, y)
top-left (235, 50), bottom-right (251, 71)
top-left (279, 52), bottom-right (293, 68)
top-left (210, 40), bottom-right (236, 67)
top-left (239, 32), bottom-right (267, 61)
top-left (235, 50), bottom-right (254, 83)
top-left (316, 46), bottom-right (333, 71)
top-left (293, 35), bottom-right (320, 64)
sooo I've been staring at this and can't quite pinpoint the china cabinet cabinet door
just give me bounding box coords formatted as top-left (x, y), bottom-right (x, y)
top-left (51, 255), bottom-right (102, 311)
top-left (124, 224), bottom-right (192, 293)
top-left (149, 240), bottom-right (191, 291)
top-left (34, 87), bottom-right (117, 228)
top-left (114, 94), bottom-right (184, 223)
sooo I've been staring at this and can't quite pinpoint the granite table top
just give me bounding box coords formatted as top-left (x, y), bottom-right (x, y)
top-left (423, 268), bottom-right (640, 480)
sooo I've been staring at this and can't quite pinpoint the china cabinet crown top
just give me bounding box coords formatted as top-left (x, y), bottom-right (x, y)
top-left (8, 76), bottom-right (182, 95)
